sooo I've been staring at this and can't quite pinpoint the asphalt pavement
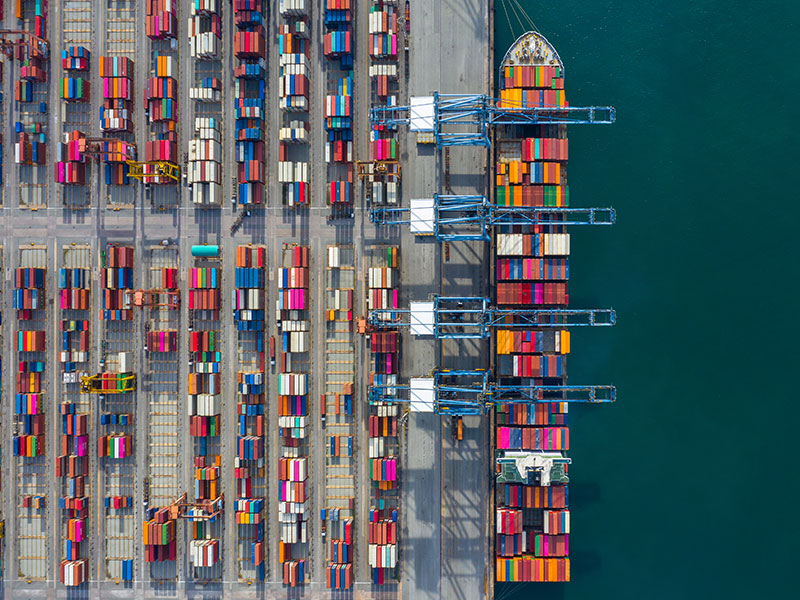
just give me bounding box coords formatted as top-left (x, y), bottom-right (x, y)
top-left (0, 0), bottom-right (493, 598)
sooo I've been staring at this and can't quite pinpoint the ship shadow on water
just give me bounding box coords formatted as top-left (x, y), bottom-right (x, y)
top-left (566, 481), bottom-right (602, 509)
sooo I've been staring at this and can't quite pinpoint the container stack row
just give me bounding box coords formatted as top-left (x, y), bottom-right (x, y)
top-left (14, 265), bottom-right (47, 458)
top-left (53, 32), bottom-right (85, 208)
top-left (188, 0), bottom-right (222, 59)
top-left (99, 57), bottom-right (134, 187)
top-left (144, 53), bottom-right (179, 185)
top-left (498, 65), bottom-right (567, 109)
top-left (278, 5), bottom-right (310, 206)
top-left (143, 507), bottom-right (177, 563)
top-left (60, 47), bottom-right (90, 102)
top-left (14, 0), bottom-right (48, 208)
top-left (495, 481), bottom-right (570, 581)
top-left (146, 0), bottom-right (177, 39)
top-left (54, 130), bottom-right (87, 186)
top-left (324, 1), bottom-right (353, 67)
top-left (321, 246), bottom-right (357, 590)
top-left (494, 65), bottom-right (573, 584)
top-left (0, 249), bottom-right (3, 574)
top-left (368, 2), bottom-right (398, 60)
top-left (234, 0), bottom-right (267, 205)
top-left (57, 41), bottom-right (90, 197)
top-left (99, 57), bottom-right (133, 132)
top-left (13, 248), bottom-right (49, 579)
top-left (143, 247), bottom-right (182, 576)
top-left (366, 246), bottom-right (401, 585)
top-left (57, 251), bottom-right (92, 585)
top-left (276, 244), bottom-right (310, 586)
top-left (366, 0), bottom-right (401, 205)
top-left (495, 234), bottom-right (570, 305)
top-left (100, 244), bottom-right (137, 581)
top-left (324, 75), bottom-right (354, 208)
top-left (323, 0), bottom-right (354, 218)
top-left (187, 252), bottom-right (224, 579)
top-left (0, 74), bottom-right (3, 189)
top-left (233, 244), bottom-right (268, 581)
top-left (189, 117), bottom-right (222, 205)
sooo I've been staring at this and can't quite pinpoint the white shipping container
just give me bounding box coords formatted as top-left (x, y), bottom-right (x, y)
top-left (281, 320), bottom-right (309, 332)
top-left (289, 331), bottom-right (308, 352)
top-left (192, 181), bottom-right (222, 205)
top-left (190, 0), bottom-right (219, 16)
top-left (327, 246), bottom-right (339, 268)
top-left (189, 139), bottom-right (222, 162)
top-left (279, 0), bottom-right (307, 17)
top-left (278, 500), bottom-right (309, 516)
top-left (118, 352), bottom-right (132, 373)
top-left (542, 233), bottom-right (571, 256)
top-left (387, 181), bottom-right (398, 204)
top-left (188, 160), bottom-right (222, 184)
top-left (369, 437), bottom-right (385, 458)
top-left (279, 54), bottom-right (310, 70)
top-left (497, 233), bottom-right (523, 256)
top-left (278, 416), bottom-right (307, 429)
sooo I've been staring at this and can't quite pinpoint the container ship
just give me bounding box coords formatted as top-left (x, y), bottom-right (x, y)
top-left (494, 31), bottom-right (573, 584)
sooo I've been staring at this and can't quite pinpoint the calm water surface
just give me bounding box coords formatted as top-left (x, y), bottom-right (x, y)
top-left (495, 2), bottom-right (799, 598)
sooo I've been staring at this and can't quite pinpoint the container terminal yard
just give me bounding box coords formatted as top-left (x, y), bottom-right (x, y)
top-left (0, 0), bottom-right (615, 598)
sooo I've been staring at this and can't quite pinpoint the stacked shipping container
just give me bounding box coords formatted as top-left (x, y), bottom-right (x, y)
top-left (99, 57), bottom-right (133, 132)
top-left (54, 130), bottom-right (87, 185)
top-left (278, 7), bottom-right (310, 207)
top-left (14, 247), bottom-right (49, 580)
top-left (188, 253), bottom-right (224, 577)
top-left (143, 54), bottom-right (179, 185)
top-left (366, 246), bottom-right (401, 584)
top-left (366, 0), bottom-right (401, 206)
top-left (143, 507), bottom-right (177, 562)
top-left (188, 1), bottom-right (222, 59)
top-left (189, 117), bottom-right (222, 204)
top-left (60, 47), bottom-right (90, 102)
top-left (14, 266), bottom-right (47, 458)
top-left (321, 246), bottom-right (356, 589)
top-left (494, 61), bottom-right (573, 584)
top-left (234, 0), bottom-right (266, 205)
top-left (324, 0), bottom-right (355, 213)
top-left (100, 244), bottom-right (136, 581)
top-left (57, 254), bottom-right (92, 584)
top-left (98, 57), bottom-right (134, 187)
top-left (233, 245), bottom-right (267, 581)
top-left (277, 244), bottom-right (310, 586)
top-left (146, 0), bottom-right (177, 39)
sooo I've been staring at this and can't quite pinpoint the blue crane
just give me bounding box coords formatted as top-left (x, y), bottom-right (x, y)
top-left (368, 370), bottom-right (615, 416)
top-left (370, 93), bottom-right (615, 147)
top-left (370, 194), bottom-right (615, 241)
top-left (367, 296), bottom-right (615, 339)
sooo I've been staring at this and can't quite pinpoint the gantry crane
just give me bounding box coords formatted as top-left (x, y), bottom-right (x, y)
top-left (371, 92), bottom-right (615, 147)
top-left (368, 369), bottom-right (615, 416)
top-left (356, 160), bottom-right (401, 181)
top-left (124, 289), bottom-right (180, 309)
top-left (80, 372), bottom-right (137, 394)
top-left (370, 193), bottom-right (615, 240)
top-left (367, 295), bottom-right (615, 339)
top-left (67, 132), bottom-right (181, 183)
top-left (0, 29), bottom-right (48, 60)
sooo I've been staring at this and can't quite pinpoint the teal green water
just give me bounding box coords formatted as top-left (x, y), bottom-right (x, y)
top-left (495, 2), bottom-right (800, 598)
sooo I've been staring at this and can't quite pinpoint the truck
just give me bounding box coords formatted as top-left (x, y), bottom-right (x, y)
top-left (452, 416), bottom-right (463, 442)
top-left (269, 336), bottom-right (276, 368)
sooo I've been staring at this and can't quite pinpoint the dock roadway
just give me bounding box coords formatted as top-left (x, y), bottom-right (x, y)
top-left (0, 0), bottom-right (493, 598)
top-left (400, 1), bottom-right (493, 600)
